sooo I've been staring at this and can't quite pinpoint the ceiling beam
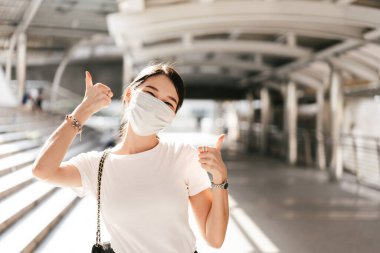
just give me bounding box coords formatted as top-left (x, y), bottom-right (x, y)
top-left (289, 72), bottom-right (323, 89)
top-left (118, 0), bottom-right (145, 12)
top-left (108, 0), bottom-right (380, 45)
top-left (130, 40), bottom-right (311, 62)
top-left (330, 56), bottom-right (379, 82)
top-left (110, 24), bottom-right (362, 45)
top-left (173, 57), bottom-right (271, 72)
top-left (336, 0), bottom-right (357, 5)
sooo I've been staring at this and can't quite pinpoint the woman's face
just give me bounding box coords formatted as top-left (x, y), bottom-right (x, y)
top-left (125, 74), bottom-right (179, 113)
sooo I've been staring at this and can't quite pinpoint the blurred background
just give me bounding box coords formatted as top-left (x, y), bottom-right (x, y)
top-left (1, 0), bottom-right (380, 252)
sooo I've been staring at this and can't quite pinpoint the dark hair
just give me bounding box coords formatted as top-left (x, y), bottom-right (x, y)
top-left (118, 62), bottom-right (185, 140)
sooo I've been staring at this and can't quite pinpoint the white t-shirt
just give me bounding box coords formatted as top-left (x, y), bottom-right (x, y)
top-left (67, 138), bottom-right (211, 253)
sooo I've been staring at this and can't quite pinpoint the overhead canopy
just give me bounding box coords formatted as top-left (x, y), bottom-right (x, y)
top-left (1, 0), bottom-right (380, 98)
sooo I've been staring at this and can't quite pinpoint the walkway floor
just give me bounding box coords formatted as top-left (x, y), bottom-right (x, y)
top-left (34, 144), bottom-right (380, 253)
top-left (214, 150), bottom-right (380, 253)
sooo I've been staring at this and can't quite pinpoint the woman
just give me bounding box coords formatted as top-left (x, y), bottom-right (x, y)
top-left (32, 63), bottom-right (229, 253)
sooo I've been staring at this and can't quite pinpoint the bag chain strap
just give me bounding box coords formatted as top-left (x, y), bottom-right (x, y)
top-left (96, 148), bottom-right (112, 246)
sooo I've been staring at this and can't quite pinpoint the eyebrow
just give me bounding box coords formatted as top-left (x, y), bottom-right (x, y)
top-left (145, 85), bottom-right (178, 105)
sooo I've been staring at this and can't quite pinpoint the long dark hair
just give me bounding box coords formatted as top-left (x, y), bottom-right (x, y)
top-left (118, 62), bottom-right (185, 140)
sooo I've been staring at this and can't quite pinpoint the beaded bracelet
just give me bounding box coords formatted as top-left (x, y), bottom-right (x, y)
top-left (65, 114), bottom-right (83, 142)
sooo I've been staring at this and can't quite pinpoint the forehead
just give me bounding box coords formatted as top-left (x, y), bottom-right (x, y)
top-left (138, 75), bottom-right (178, 99)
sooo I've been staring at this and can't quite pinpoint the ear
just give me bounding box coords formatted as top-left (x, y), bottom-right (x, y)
top-left (123, 86), bottom-right (132, 104)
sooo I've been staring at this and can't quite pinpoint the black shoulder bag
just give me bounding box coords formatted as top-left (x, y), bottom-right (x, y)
top-left (91, 148), bottom-right (116, 253)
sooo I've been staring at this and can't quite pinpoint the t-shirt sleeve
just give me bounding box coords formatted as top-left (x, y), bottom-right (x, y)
top-left (65, 151), bottom-right (96, 198)
top-left (184, 144), bottom-right (211, 196)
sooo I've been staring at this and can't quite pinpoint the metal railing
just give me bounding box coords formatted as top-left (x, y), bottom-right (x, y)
top-left (341, 134), bottom-right (380, 189)
top-left (239, 121), bottom-right (380, 189)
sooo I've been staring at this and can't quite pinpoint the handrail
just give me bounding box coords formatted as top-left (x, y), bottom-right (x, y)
top-left (239, 121), bottom-right (380, 189)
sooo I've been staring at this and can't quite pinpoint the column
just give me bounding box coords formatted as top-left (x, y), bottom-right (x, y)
top-left (286, 81), bottom-right (298, 165)
top-left (122, 52), bottom-right (134, 92)
top-left (329, 70), bottom-right (344, 180)
top-left (17, 32), bottom-right (27, 104)
top-left (316, 86), bottom-right (326, 170)
top-left (246, 91), bottom-right (255, 152)
top-left (260, 87), bottom-right (270, 154)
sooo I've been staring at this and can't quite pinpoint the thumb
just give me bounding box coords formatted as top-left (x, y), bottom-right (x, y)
top-left (85, 71), bottom-right (93, 92)
top-left (215, 134), bottom-right (225, 152)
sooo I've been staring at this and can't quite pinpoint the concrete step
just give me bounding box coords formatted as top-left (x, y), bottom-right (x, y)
top-left (0, 142), bottom-right (102, 200)
top-left (0, 138), bottom-right (46, 158)
top-left (0, 148), bottom-right (41, 177)
top-left (0, 181), bottom-right (57, 234)
top-left (33, 194), bottom-right (111, 253)
top-left (0, 133), bottom-right (99, 177)
top-left (0, 188), bottom-right (78, 253)
top-left (0, 166), bottom-right (34, 200)
top-left (0, 126), bottom-right (57, 144)
top-left (0, 114), bottom-right (59, 125)
top-left (0, 120), bottom-right (59, 133)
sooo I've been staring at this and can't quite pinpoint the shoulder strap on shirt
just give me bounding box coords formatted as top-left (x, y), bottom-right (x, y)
top-left (95, 148), bottom-right (112, 246)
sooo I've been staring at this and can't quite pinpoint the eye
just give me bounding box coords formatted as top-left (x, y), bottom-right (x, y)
top-left (146, 91), bottom-right (174, 108)
top-left (165, 102), bottom-right (174, 108)
top-left (146, 91), bottom-right (155, 97)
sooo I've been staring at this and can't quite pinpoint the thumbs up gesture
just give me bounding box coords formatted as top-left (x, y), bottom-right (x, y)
top-left (197, 134), bottom-right (228, 184)
top-left (71, 71), bottom-right (114, 125)
top-left (81, 71), bottom-right (113, 115)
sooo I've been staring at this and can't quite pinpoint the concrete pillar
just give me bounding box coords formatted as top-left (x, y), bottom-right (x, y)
top-left (316, 86), bottom-right (326, 170)
top-left (50, 48), bottom-right (72, 109)
top-left (16, 33), bottom-right (27, 104)
top-left (260, 87), bottom-right (270, 154)
top-left (213, 100), bottom-right (225, 135)
top-left (286, 81), bottom-right (298, 165)
top-left (246, 91), bottom-right (255, 152)
top-left (5, 45), bottom-right (13, 82)
top-left (329, 70), bottom-right (344, 180)
top-left (122, 53), bottom-right (134, 93)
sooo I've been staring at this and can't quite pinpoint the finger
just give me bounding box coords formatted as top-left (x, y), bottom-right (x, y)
top-left (198, 152), bottom-right (214, 159)
top-left (102, 88), bottom-right (113, 97)
top-left (94, 84), bottom-right (113, 96)
top-left (199, 163), bottom-right (212, 172)
top-left (215, 134), bottom-right (225, 152)
top-left (197, 146), bottom-right (217, 155)
top-left (99, 93), bottom-right (112, 103)
top-left (197, 145), bottom-right (213, 153)
top-left (95, 83), bottom-right (112, 92)
top-left (198, 157), bottom-right (212, 164)
top-left (85, 71), bottom-right (93, 90)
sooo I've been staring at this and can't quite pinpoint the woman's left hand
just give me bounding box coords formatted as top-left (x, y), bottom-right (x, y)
top-left (197, 134), bottom-right (228, 184)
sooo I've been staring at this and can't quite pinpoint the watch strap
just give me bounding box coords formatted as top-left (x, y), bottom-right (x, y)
top-left (211, 178), bottom-right (228, 189)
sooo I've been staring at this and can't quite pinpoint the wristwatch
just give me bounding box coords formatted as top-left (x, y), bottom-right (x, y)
top-left (211, 178), bottom-right (229, 190)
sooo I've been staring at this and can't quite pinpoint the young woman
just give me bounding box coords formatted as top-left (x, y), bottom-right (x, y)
top-left (32, 63), bottom-right (229, 253)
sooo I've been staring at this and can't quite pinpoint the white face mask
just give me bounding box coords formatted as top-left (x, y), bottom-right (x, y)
top-left (125, 89), bottom-right (176, 136)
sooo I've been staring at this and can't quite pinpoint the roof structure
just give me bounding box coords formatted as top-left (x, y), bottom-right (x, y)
top-left (1, 0), bottom-right (380, 98)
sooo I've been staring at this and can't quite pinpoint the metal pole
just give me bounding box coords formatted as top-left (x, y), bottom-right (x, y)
top-left (16, 33), bottom-right (27, 104)
top-left (329, 69), bottom-right (344, 180)
top-left (286, 81), bottom-right (298, 165)
top-left (260, 87), bottom-right (270, 154)
top-left (316, 86), bottom-right (326, 170)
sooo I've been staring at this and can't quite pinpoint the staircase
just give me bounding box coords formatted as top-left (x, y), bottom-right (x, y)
top-left (0, 106), bottom-right (107, 253)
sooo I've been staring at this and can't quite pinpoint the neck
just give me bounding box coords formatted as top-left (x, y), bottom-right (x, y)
top-left (113, 122), bottom-right (159, 155)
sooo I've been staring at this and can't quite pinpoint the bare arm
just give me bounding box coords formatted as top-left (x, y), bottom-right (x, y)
top-left (191, 135), bottom-right (229, 248)
top-left (32, 71), bottom-right (113, 186)
top-left (31, 105), bottom-right (92, 180)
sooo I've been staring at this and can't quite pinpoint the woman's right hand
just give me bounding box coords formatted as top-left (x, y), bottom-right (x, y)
top-left (72, 71), bottom-right (113, 123)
